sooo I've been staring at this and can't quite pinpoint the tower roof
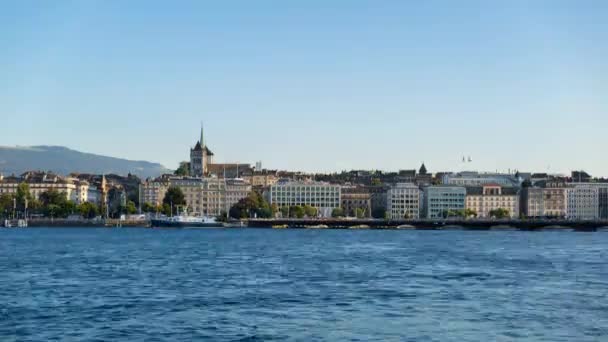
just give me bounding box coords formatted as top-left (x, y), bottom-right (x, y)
top-left (419, 163), bottom-right (428, 175)
top-left (200, 122), bottom-right (205, 148)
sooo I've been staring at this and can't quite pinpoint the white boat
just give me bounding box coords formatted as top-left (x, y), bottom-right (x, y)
top-left (151, 215), bottom-right (221, 228)
top-left (223, 221), bottom-right (245, 228)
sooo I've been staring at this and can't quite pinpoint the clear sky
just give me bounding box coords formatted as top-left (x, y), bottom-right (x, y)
top-left (1, 1), bottom-right (607, 175)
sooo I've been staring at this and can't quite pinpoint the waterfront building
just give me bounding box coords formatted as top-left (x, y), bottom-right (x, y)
top-left (521, 187), bottom-right (543, 218)
top-left (139, 177), bottom-right (170, 207)
top-left (566, 185), bottom-right (599, 220)
top-left (520, 187), bottom-right (566, 218)
top-left (563, 183), bottom-right (608, 220)
top-left (386, 183), bottom-right (420, 219)
top-left (341, 187), bottom-right (372, 218)
top-left (442, 172), bottom-right (520, 187)
top-left (367, 185), bottom-right (389, 214)
top-left (465, 185), bottom-right (519, 219)
top-left (141, 176), bottom-right (251, 217)
top-left (423, 186), bottom-right (466, 219)
top-left (85, 184), bottom-right (102, 206)
top-left (224, 178), bottom-right (253, 213)
top-left (600, 187), bottom-right (608, 220)
top-left (0, 171), bottom-right (103, 205)
top-left (267, 181), bottom-right (341, 218)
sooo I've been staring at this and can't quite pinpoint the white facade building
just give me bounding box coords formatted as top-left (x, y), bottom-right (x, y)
top-left (386, 183), bottom-right (420, 219)
top-left (567, 183), bottom-right (608, 220)
top-left (267, 181), bottom-right (341, 217)
top-left (566, 185), bottom-right (600, 220)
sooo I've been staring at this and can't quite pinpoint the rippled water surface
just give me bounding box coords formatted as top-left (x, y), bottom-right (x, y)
top-left (1, 228), bottom-right (607, 341)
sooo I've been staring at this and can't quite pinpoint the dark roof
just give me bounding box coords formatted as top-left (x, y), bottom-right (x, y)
top-left (419, 163), bottom-right (428, 175)
top-left (466, 186), bottom-right (519, 196)
top-left (0, 175), bottom-right (22, 183)
top-left (465, 186), bottom-right (483, 195)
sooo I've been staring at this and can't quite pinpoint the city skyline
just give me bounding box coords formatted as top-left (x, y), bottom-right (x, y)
top-left (1, 1), bottom-right (607, 175)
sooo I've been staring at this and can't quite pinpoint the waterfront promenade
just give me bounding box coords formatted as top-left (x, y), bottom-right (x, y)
top-left (4, 218), bottom-right (608, 231)
top-left (248, 218), bottom-right (608, 231)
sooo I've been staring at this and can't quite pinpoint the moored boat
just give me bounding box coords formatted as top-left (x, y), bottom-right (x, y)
top-left (223, 221), bottom-right (246, 228)
top-left (151, 215), bottom-right (221, 228)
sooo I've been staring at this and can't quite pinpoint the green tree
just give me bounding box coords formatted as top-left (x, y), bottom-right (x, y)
top-left (162, 203), bottom-right (172, 216)
top-left (174, 162), bottom-right (190, 176)
top-left (442, 209), bottom-right (464, 219)
top-left (271, 204), bottom-right (279, 217)
top-left (126, 200), bottom-right (138, 215)
top-left (280, 206), bottom-right (289, 218)
top-left (331, 207), bottom-right (344, 218)
top-left (142, 202), bottom-right (156, 213)
top-left (303, 205), bottom-right (317, 218)
top-left (489, 208), bottom-right (510, 219)
top-left (39, 190), bottom-right (66, 207)
top-left (61, 200), bottom-right (77, 218)
top-left (163, 186), bottom-right (186, 207)
top-left (229, 191), bottom-right (274, 219)
top-left (290, 205), bottom-right (305, 218)
top-left (355, 208), bottom-right (365, 219)
top-left (16, 182), bottom-right (32, 210)
top-left (38, 189), bottom-right (76, 218)
top-left (371, 178), bottom-right (382, 186)
top-left (218, 210), bottom-right (228, 222)
top-left (464, 208), bottom-right (477, 219)
top-left (78, 202), bottom-right (99, 219)
top-left (47, 204), bottom-right (61, 218)
top-left (0, 194), bottom-right (14, 218)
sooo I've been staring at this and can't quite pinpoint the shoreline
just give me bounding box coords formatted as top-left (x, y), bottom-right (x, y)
top-left (3, 218), bottom-right (608, 231)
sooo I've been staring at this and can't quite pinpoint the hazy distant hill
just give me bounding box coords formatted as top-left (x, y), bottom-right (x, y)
top-left (0, 146), bottom-right (170, 178)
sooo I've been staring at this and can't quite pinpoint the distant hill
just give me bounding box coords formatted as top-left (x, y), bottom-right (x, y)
top-left (0, 146), bottom-right (170, 178)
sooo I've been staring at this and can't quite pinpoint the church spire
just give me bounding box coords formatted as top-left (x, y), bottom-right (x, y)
top-left (200, 122), bottom-right (205, 147)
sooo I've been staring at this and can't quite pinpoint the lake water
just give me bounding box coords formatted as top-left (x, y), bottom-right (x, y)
top-left (1, 228), bottom-right (607, 341)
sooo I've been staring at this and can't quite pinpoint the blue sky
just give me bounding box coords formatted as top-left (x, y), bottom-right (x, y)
top-left (1, 1), bottom-right (607, 175)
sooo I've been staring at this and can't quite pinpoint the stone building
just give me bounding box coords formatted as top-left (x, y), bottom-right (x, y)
top-left (189, 125), bottom-right (214, 177)
top-left (521, 186), bottom-right (566, 218)
top-left (140, 176), bottom-right (251, 217)
top-left (0, 171), bottom-right (103, 205)
top-left (341, 187), bottom-right (372, 218)
top-left (465, 185), bottom-right (519, 219)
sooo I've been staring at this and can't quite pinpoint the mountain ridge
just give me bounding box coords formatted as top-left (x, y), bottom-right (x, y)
top-left (0, 145), bottom-right (170, 178)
